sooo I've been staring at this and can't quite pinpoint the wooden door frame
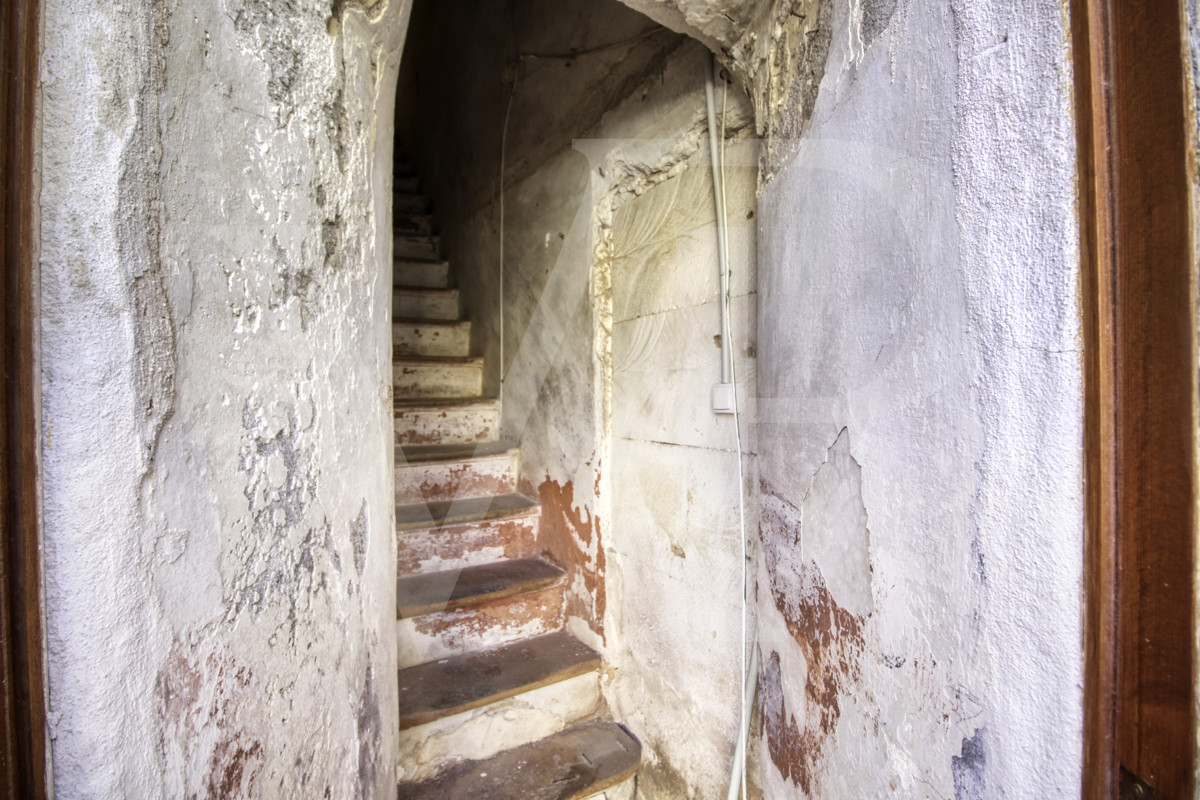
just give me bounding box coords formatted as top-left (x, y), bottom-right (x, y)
top-left (0, 0), bottom-right (47, 798)
top-left (1074, 1), bottom-right (1198, 797)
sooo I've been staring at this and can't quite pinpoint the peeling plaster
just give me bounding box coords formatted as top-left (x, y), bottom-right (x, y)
top-left (38, 0), bottom-right (410, 795)
top-left (800, 428), bottom-right (872, 618)
top-left (752, 0), bottom-right (1083, 795)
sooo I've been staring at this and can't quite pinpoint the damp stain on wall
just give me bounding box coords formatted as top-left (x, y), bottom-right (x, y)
top-left (758, 468), bottom-right (870, 793)
top-left (533, 477), bottom-right (607, 641)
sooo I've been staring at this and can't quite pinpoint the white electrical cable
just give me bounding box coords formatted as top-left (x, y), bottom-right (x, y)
top-left (499, 66), bottom-right (519, 397)
top-left (704, 57), bottom-right (732, 387)
top-left (712, 58), bottom-right (755, 800)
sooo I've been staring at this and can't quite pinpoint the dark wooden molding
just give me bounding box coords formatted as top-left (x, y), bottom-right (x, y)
top-left (1, 0), bottom-right (47, 798)
top-left (1076, 1), bottom-right (1197, 797)
top-left (1073, 1), bottom-right (1118, 795)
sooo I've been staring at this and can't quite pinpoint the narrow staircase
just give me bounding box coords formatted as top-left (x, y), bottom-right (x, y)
top-left (391, 161), bottom-right (640, 800)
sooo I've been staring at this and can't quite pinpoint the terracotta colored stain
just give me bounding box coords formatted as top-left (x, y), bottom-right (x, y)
top-left (534, 478), bottom-right (606, 641)
top-left (393, 425), bottom-right (492, 446)
top-left (758, 482), bottom-right (868, 794)
top-left (404, 462), bottom-right (512, 504)
top-left (413, 584), bottom-right (565, 644)
top-left (396, 515), bottom-right (538, 574)
top-left (206, 735), bottom-right (264, 798)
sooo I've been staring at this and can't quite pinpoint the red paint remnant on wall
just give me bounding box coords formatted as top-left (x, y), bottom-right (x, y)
top-left (207, 735), bottom-right (265, 798)
top-left (156, 639), bottom-right (264, 799)
top-left (758, 481), bottom-right (868, 794)
top-left (534, 477), bottom-right (606, 641)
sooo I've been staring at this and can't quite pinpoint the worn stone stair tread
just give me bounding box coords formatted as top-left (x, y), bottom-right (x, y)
top-left (396, 719), bottom-right (641, 800)
top-left (394, 256), bottom-right (447, 266)
top-left (394, 355), bottom-right (484, 366)
top-left (396, 631), bottom-right (600, 730)
top-left (396, 493), bottom-right (538, 532)
top-left (392, 317), bottom-right (469, 327)
top-left (393, 286), bottom-right (458, 296)
top-left (395, 396), bottom-right (498, 409)
top-left (398, 441), bottom-right (516, 464)
top-left (396, 558), bottom-right (564, 618)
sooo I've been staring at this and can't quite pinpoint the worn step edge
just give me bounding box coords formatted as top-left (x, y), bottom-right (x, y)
top-left (395, 582), bottom-right (564, 669)
top-left (397, 558), bottom-right (564, 618)
top-left (396, 719), bottom-right (641, 800)
top-left (396, 631), bottom-right (599, 730)
top-left (395, 511), bottom-right (540, 575)
top-left (394, 355), bottom-right (483, 367)
top-left (393, 398), bottom-right (501, 447)
top-left (396, 493), bottom-right (538, 532)
top-left (397, 441), bottom-right (517, 465)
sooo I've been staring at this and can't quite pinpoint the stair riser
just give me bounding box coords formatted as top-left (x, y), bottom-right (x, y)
top-left (394, 193), bottom-right (430, 214)
top-left (395, 584), bottom-right (565, 669)
top-left (394, 260), bottom-right (450, 289)
top-left (395, 214), bottom-right (433, 235)
top-left (394, 404), bottom-right (500, 446)
top-left (397, 513), bottom-right (539, 574)
top-left (394, 234), bottom-right (440, 260)
top-left (584, 777), bottom-right (637, 800)
top-left (395, 176), bottom-right (419, 193)
top-left (395, 671), bottom-right (600, 784)
top-left (394, 362), bottom-right (483, 399)
top-left (394, 290), bottom-right (459, 321)
top-left (395, 450), bottom-right (519, 504)
top-left (393, 322), bottom-right (470, 358)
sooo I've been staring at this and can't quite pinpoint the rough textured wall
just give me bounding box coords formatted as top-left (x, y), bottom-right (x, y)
top-left (752, 0), bottom-right (1083, 796)
top-left (38, 1), bottom-right (407, 796)
top-left (598, 53), bottom-right (760, 798)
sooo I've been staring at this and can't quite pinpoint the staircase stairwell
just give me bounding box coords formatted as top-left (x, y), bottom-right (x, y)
top-left (391, 163), bottom-right (640, 799)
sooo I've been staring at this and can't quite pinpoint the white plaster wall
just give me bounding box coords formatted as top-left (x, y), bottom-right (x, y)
top-left (603, 105), bottom-right (760, 798)
top-left (752, 0), bottom-right (1083, 796)
top-left (38, 1), bottom-right (408, 796)
top-left (470, 39), bottom-right (763, 798)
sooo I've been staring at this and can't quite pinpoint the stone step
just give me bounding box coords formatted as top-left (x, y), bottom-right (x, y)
top-left (395, 495), bottom-right (539, 574)
top-left (395, 632), bottom-right (602, 783)
top-left (393, 287), bottom-right (459, 321)
top-left (395, 441), bottom-right (518, 504)
top-left (395, 175), bottom-right (419, 194)
top-left (395, 559), bottom-right (565, 668)
top-left (396, 720), bottom-right (641, 800)
top-left (398, 558), bottom-right (564, 618)
top-left (396, 492), bottom-right (538, 533)
top-left (396, 580), bottom-right (565, 669)
top-left (394, 397), bottom-right (500, 447)
top-left (393, 319), bottom-right (471, 358)
top-left (394, 258), bottom-right (450, 289)
top-left (394, 192), bottom-right (430, 215)
top-left (394, 213), bottom-right (434, 236)
top-left (393, 356), bottom-right (483, 399)
top-left (394, 233), bottom-right (440, 260)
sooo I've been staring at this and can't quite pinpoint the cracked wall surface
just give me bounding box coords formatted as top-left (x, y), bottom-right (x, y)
top-left (752, 0), bottom-right (1083, 796)
top-left (38, 0), bottom-right (409, 796)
